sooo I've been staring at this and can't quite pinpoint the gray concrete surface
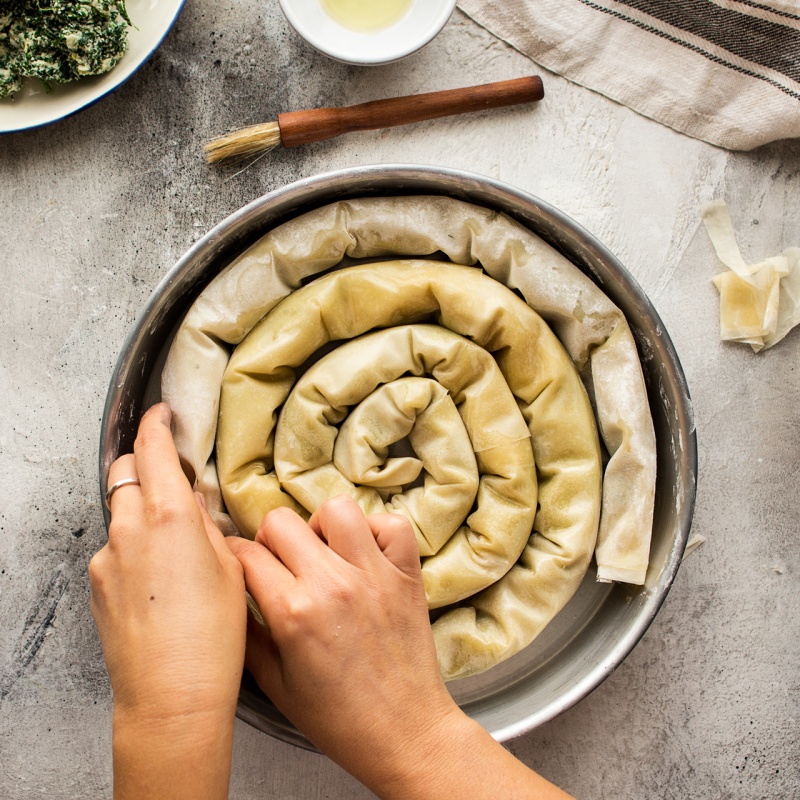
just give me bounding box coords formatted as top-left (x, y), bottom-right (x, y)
top-left (1, 3), bottom-right (798, 798)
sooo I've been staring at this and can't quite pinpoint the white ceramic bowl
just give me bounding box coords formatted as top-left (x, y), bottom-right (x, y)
top-left (278, 0), bottom-right (457, 65)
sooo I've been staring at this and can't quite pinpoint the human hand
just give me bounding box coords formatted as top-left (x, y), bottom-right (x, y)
top-left (90, 403), bottom-right (246, 800)
top-left (227, 495), bottom-right (574, 800)
top-left (226, 495), bottom-right (463, 793)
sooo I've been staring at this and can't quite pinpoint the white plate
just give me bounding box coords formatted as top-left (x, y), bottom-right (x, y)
top-left (0, 0), bottom-right (185, 134)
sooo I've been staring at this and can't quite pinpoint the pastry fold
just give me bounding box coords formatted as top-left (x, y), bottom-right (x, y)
top-left (271, 330), bottom-right (537, 611)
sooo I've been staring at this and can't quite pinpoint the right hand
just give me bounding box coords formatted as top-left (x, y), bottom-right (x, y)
top-left (226, 495), bottom-right (574, 800)
top-left (225, 496), bottom-right (463, 789)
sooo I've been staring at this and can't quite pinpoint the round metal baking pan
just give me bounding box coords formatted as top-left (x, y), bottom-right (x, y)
top-left (99, 164), bottom-right (697, 748)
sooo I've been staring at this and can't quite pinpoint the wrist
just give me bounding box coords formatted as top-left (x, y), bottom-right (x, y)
top-left (113, 699), bottom-right (235, 741)
top-left (358, 703), bottom-right (483, 800)
top-left (367, 706), bottom-right (564, 800)
top-left (110, 665), bottom-right (242, 738)
top-left (112, 704), bottom-right (236, 800)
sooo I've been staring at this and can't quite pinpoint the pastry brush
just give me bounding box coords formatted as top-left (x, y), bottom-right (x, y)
top-left (205, 76), bottom-right (544, 164)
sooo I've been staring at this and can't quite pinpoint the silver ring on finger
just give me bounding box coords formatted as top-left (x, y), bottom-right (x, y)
top-left (105, 478), bottom-right (141, 508)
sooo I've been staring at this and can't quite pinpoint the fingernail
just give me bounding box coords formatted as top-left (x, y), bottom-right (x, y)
top-left (195, 492), bottom-right (207, 509)
top-left (145, 402), bottom-right (172, 425)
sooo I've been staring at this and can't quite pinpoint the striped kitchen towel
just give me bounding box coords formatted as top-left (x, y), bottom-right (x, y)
top-left (457, 0), bottom-right (800, 150)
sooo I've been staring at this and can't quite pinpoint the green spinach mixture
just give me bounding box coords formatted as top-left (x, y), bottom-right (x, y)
top-left (0, 0), bottom-right (131, 99)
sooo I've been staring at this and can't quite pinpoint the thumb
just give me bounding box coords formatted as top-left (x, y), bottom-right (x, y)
top-left (194, 493), bottom-right (239, 568)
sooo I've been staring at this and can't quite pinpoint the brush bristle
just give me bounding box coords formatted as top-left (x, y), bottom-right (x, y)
top-left (204, 121), bottom-right (282, 164)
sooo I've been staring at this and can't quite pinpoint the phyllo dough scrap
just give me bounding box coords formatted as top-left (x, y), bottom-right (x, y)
top-left (702, 199), bottom-right (800, 352)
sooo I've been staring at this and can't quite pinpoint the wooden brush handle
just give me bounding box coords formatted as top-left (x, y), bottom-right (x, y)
top-left (277, 76), bottom-right (544, 148)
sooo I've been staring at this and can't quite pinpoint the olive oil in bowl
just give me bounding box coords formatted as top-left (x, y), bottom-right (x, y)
top-left (320, 0), bottom-right (413, 31)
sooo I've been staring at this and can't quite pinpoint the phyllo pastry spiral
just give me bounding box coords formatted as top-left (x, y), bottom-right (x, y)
top-left (162, 196), bottom-right (657, 679)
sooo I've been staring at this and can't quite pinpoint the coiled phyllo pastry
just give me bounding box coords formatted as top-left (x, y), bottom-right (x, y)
top-left (162, 197), bottom-right (657, 680)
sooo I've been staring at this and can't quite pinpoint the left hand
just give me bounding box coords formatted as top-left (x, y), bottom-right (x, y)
top-left (90, 403), bottom-right (246, 799)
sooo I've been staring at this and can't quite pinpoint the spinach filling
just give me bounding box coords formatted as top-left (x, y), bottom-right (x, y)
top-left (0, 0), bottom-right (131, 98)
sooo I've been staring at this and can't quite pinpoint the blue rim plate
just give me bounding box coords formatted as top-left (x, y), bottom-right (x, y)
top-left (0, 0), bottom-right (186, 134)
